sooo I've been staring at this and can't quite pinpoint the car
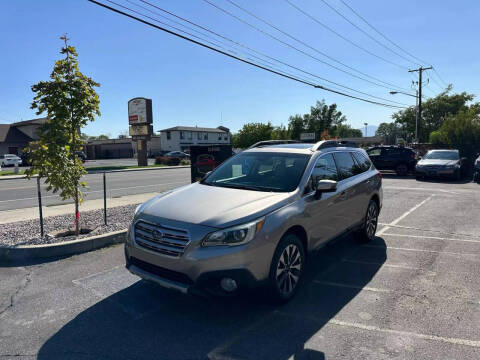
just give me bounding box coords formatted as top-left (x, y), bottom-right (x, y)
top-left (366, 145), bottom-right (417, 176)
top-left (415, 149), bottom-right (465, 180)
top-left (0, 154), bottom-right (22, 167)
top-left (165, 151), bottom-right (190, 159)
top-left (474, 153), bottom-right (480, 183)
top-left (75, 151), bottom-right (87, 163)
top-left (192, 153), bottom-right (218, 176)
top-left (125, 140), bottom-right (383, 302)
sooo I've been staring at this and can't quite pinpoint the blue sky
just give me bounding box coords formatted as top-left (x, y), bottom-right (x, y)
top-left (1, 0), bottom-right (478, 137)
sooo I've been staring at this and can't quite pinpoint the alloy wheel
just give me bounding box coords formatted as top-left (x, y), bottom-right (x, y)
top-left (366, 203), bottom-right (378, 239)
top-left (276, 244), bottom-right (302, 296)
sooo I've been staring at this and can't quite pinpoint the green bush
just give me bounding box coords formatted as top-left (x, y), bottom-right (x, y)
top-left (180, 159), bottom-right (191, 165)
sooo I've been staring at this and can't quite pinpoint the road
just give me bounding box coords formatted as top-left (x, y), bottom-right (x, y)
top-left (0, 167), bottom-right (190, 211)
top-left (1, 177), bottom-right (480, 359)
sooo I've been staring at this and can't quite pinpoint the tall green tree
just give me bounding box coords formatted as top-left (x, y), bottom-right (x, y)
top-left (231, 122), bottom-right (274, 148)
top-left (287, 114), bottom-right (305, 140)
top-left (334, 124), bottom-right (363, 138)
top-left (25, 38), bottom-right (100, 235)
top-left (375, 122), bottom-right (403, 144)
top-left (392, 87), bottom-right (476, 142)
top-left (429, 107), bottom-right (480, 161)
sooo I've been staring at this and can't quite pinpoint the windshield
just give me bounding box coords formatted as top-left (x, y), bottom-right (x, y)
top-left (203, 152), bottom-right (310, 192)
top-left (423, 151), bottom-right (459, 160)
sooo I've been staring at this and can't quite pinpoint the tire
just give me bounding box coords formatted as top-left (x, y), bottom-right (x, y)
top-left (357, 200), bottom-right (379, 243)
top-left (455, 170), bottom-right (461, 181)
top-left (395, 163), bottom-right (408, 176)
top-left (267, 234), bottom-right (306, 303)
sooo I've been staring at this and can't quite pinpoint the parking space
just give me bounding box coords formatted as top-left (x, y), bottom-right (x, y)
top-left (1, 176), bottom-right (480, 359)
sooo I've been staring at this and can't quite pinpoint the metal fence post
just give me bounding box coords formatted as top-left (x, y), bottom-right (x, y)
top-left (103, 172), bottom-right (107, 226)
top-left (37, 176), bottom-right (44, 238)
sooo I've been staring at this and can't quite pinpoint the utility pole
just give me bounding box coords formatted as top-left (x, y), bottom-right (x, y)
top-left (408, 66), bottom-right (432, 143)
top-left (364, 123), bottom-right (368, 137)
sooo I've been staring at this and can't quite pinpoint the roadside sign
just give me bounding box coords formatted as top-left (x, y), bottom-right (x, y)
top-left (128, 98), bottom-right (153, 125)
top-left (300, 132), bottom-right (315, 141)
top-left (129, 124), bottom-right (153, 137)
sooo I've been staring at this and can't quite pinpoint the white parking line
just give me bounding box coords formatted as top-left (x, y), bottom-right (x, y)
top-left (378, 223), bottom-right (480, 239)
top-left (383, 233), bottom-right (480, 244)
top-left (384, 186), bottom-right (459, 194)
top-left (313, 280), bottom-right (390, 293)
top-left (377, 194), bottom-right (435, 236)
top-left (365, 244), bottom-right (479, 257)
top-left (328, 319), bottom-right (480, 348)
top-left (341, 258), bottom-right (422, 270)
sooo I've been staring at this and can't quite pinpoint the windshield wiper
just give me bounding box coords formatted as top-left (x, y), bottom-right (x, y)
top-left (211, 182), bottom-right (271, 191)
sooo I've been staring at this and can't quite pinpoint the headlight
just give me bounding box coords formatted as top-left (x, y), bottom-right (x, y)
top-left (202, 218), bottom-right (265, 247)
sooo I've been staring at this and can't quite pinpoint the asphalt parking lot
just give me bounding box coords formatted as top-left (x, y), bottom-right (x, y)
top-left (1, 176), bottom-right (479, 359)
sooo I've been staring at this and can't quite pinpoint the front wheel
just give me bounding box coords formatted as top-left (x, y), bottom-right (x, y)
top-left (268, 234), bottom-right (306, 303)
top-left (395, 164), bottom-right (408, 176)
top-left (357, 200), bottom-right (379, 243)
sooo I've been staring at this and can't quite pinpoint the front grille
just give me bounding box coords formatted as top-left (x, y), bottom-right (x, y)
top-left (130, 257), bottom-right (193, 285)
top-left (134, 220), bottom-right (190, 257)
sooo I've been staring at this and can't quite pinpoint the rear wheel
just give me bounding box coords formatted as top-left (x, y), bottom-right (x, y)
top-left (357, 200), bottom-right (379, 243)
top-left (268, 234), bottom-right (305, 303)
top-left (395, 163), bottom-right (408, 176)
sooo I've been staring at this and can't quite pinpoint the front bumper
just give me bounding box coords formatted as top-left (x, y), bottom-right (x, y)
top-left (415, 167), bottom-right (457, 177)
top-left (124, 216), bottom-right (274, 295)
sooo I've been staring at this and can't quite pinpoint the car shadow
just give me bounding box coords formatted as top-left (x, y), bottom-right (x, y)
top-left (38, 234), bottom-right (386, 360)
top-left (415, 177), bottom-right (473, 185)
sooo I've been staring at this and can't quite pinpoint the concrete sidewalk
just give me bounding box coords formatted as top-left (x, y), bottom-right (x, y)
top-left (0, 191), bottom-right (158, 224)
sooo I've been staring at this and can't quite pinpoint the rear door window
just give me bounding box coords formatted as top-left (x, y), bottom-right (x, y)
top-left (333, 152), bottom-right (357, 180)
top-left (352, 152), bottom-right (372, 173)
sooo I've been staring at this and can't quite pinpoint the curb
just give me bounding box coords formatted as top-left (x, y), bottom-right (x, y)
top-left (0, 229), bottom-right (127, 263)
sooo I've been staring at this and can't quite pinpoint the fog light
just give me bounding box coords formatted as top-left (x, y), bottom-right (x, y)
top-left (220, 277), bottom-right (238, 292)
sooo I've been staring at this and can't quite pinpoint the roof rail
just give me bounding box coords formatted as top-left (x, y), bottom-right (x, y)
top-left (311, 140), bottom-right (358, 151)
top-left (247, 140), bottom-right (301, 149)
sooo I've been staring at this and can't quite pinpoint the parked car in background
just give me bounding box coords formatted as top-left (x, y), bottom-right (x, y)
top-left (76, 151), bottom-right (87, 163)
top-left (125, 140), bottom-right (383, 302)
top-left (0, 154), bottom-right (22, 167)
top-left (415, 149), bottom-right (465, 180)
top-left (366, 145), bottom-right (417, 176)
top-left (472, 153), bottom-right (480, 183)
top-left (165, 151), bottom-right (190, 159)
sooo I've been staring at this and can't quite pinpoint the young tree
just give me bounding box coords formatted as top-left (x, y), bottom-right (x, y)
top-left (25, 36), bottom-right (100, 235)
top-left (231, 122), bottom-right (274, 148)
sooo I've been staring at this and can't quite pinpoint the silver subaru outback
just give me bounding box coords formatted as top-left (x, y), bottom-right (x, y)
top-left (125, 140), bottom-right (382, 302)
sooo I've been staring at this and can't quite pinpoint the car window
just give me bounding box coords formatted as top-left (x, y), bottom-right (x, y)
top-left (352, 152), bottom-right (372, 173)
top-left (305, 153), bottom-right (338, 193)
top-left (333, 152), bottom-right (357, 180)
top-left (367, 148), bottom-right (381, 156)
top-left (204, 152), bottom-right (310, 192)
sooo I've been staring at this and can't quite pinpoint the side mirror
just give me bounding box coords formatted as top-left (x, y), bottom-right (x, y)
top-left (315, 180), bottom-right (337, 199)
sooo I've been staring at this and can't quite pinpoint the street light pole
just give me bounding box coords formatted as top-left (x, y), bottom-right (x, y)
top-left (389, 90), bottom-right (420, 143)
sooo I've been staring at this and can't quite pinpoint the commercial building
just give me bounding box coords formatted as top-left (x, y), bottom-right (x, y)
top-left (159, 126), bottom-right (230, 152)
top-left (0, 117), bottom-right (47, 155)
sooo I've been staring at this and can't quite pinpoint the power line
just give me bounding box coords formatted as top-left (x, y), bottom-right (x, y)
top-left (88, 0), bottom-right (407, 109)
top-left (283, 0), bottom-right (409, 70)
top-left (433, 67), bottom-right (449, 87)
top-left (224, 0), bottom-right (412, 93)
top-left (338, 0), bottom-right (429, 66)
top-left (337, 0), bottom-right (451, 87)
top-left (201, 0), bottom-right (411, 95)
top-left (319, 0), bottom-right (420, 67)
top-left (139, 0), bottom-right (411, 106)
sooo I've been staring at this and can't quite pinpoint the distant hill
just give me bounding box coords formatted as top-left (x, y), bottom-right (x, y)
top-left (360, 125), bottom-right (378, 137)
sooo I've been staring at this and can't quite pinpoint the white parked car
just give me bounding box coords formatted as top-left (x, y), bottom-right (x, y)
top-left (0, 154), bottom-right (22, 167)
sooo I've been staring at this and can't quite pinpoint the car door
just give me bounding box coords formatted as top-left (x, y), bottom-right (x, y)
top-left (302, 153), bottom-right (345, 249)
top-left (332, 151), bottom-right (366, 227)
top-left (351, 151), bottom-right (376, 221)
top-left (367, 147), bottom-right (382, 169)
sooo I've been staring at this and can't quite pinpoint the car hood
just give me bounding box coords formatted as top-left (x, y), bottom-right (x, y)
top-left (418, 159), bottom-right (459, 166)
top-left (141, 182), bottom-right (294, 228)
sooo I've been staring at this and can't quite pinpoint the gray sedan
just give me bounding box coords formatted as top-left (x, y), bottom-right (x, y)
top-left (415, 149), bottom-right (464, 180)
